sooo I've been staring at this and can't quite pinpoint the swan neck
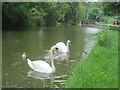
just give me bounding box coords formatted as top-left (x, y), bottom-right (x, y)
top-left (66, 42), bottom-right (69, 52)
top-left (50, 46), bottom-right (55, 72)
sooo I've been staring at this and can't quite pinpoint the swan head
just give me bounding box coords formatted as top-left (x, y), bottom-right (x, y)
top-left (67, 40), bottom-right (71, 43)
top-left (52, 45), bottom-right (60, 53)
top-left (51, 45), bottom-right (58, 52)
top-left (55, 47), bottom-right (60, 53)
top-left (23, 52), bottom-right (26, 55)
top-left (22, 52), bottom-right (27, 60)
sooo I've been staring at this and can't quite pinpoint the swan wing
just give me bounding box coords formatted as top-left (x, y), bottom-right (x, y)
top-left (56, 42), bottom-right (66, 47)
top-left (27, 59), bottom-right (52, 73)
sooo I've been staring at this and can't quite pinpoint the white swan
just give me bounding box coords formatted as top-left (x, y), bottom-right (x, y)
top-left (44, 40), bottom-right (71, 61)
top-left (55, 40), bottom-right (71, 53)
top-left (27, 45), bottom-right (56, 73)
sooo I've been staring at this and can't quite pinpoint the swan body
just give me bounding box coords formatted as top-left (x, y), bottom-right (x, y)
top-left (55, 40), bottom-right (71, 53)
top-left (44, 40), bottom-right (71, 61)
top-left (27, 59), bottom-right (54, 73)
top-left (27, 45), bottom-right (56, 73)
top-left (56, 42), bottom-right (67, 52)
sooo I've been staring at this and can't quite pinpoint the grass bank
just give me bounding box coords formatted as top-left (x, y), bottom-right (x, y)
top-left (65, 28), bottom-right (118, 88)
top-left (97, 23), bottom-right (120, 30)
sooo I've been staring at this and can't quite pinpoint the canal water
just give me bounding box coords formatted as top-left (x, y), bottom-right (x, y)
top-left (2, 25), bottom-right (100, 88)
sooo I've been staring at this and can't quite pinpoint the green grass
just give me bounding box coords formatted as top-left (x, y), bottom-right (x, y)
top-left (97, 23), bottom-right (120, 27)
top-left (65, 29), bottom-right (118, 88)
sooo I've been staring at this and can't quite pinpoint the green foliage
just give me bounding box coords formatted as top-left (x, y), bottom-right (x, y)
top-left (28, 7), bottom-right (46, 26)
top-left (98, 30), bottom-right (112, 47)
top-left (3, 2), bottom-right (120, 28)
top-left (107, 17), bottom-right (116, 24)
top-left (65, 30), bottom-right (118, 88)
top-left (2, 2), bottom-right (29, 27)
top-left (2, 2), bottom-right (77, 27)
top-left (64, 2), bottom-right (87, 25)
top-left (103, 2), bottom-right (120, 16)
top-left (78, 3), bottom-right (86, 21)
top-left (43, 2), bottom-right (70, 26)
top-left (56, 3), bottom-right (70, 21)
top-left (42, 2), bottom-right (57, 26)
top-left (89, 8), bottom-right (103, 21)
top-left (85, 2), bottom-right (104, 22)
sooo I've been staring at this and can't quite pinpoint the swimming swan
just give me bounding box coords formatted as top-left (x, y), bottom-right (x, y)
top-left (55, 40), bottom-right (71, 53)
top-left (27, 45), bottom-right (56, 73)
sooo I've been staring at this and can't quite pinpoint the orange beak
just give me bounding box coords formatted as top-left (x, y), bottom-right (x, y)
top-left (56, 49), bottom-right (60, 53)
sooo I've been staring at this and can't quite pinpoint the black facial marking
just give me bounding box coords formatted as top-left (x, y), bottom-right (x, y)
top-left (55, 48), bottom-right (59, 50)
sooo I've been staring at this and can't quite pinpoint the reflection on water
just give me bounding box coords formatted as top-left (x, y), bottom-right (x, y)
top-left (85, 27), bottom-right (100, 34)
top-left (2, 26), bottom-right (100, 88)
top-left (28, 70), bottom-right (54, 80)
top-left (28, 70), bottom-right (67, 88)
top-left (82, 27), bottom-right (100, 59)
top-left (44, 52), bottom-right (69, 61)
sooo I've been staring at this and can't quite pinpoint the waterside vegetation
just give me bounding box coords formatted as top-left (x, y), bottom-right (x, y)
top-left (3, 2), bottom-right (120, 29)
top-left (65, 28), bottom-right (118, 88)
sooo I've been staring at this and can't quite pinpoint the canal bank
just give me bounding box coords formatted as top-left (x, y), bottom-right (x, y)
top-left (65, 27), bottom-right (118, 88)
top-left (97, 23), bottom-right (120, 30)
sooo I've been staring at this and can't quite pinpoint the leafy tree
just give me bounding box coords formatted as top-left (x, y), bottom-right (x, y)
top-left (78, 3), bottom-right (87, 21)
top-left (28, 7), bottom-right (46, 26)
top-left (2, 2), bottom-right (88, 28)
top-left (64, 2), bottom-right (87, 25)
top-left (85, 2), bottom-right (104, 22)
top-left (89, 8), bottom-right (103, 21)
top-left (43, 2), bottom-right (70, 26)
top-left (102, 2), bottom-right (120, 24)
top-left (2, 2), bottom-right (29, 28)
top-left (103, 2), bottom-right (120, 16)
top-left (56, 3), bottom-right (70, 22)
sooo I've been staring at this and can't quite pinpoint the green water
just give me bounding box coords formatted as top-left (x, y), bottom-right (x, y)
top-left (2, 25), bottom-right (100, 88)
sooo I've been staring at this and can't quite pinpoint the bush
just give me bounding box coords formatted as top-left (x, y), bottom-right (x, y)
top-left (107, 17), bottom-right (115, 24)
top-left (98, 30), bottom-right (112, 47)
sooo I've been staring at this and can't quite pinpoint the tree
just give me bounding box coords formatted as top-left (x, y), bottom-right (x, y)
top-left (2, 2), bottom-right (88, 28)
top-left (103, 2), bottom-right (120, 16)
top-left (89, 8), bottom-right (103, 21)
top-left (2, 2), bottom-right (29, 28)
top-left (85, 2), bottom-right (104, 22)
top-left (43, 2), bottom-right (70, 26)
top-left (64, 2), bottom-right (87, 25)
top-left (28, 7), bottom-right (46, 26)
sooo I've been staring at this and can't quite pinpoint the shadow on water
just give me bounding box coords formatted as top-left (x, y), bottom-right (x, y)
top-left (2, 25), bottom-right (101, 88)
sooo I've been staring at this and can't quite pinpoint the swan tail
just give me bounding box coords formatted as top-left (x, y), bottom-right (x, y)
top-left (27, 58), bottom-right (31, 63)
top-left (27, 58), bottom-right (33, 67)
top-left (27, 59), bottom-right (33, 69)
top-left (27, 58), bottom-right (37, 71)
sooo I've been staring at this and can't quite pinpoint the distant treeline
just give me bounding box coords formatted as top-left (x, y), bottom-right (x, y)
top-left (3, 2), bottom-right (120, 28)
top-left (2, 2), bottom-right (87, 28)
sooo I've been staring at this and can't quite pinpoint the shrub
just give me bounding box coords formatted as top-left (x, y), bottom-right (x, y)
top-left (98, 30), bottom-right (112, 47)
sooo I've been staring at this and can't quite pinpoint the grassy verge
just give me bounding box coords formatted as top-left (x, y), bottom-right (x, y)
top-left (96, 23), bottom-right (118, 26)
top-left (97, 23), bottom-right (120, 28)
top-left (65, 28), bottom-right (118, 88)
